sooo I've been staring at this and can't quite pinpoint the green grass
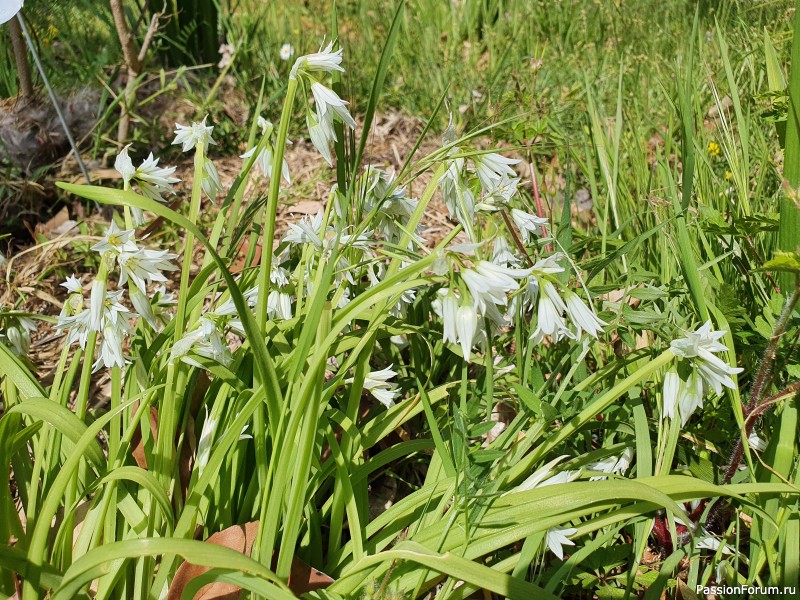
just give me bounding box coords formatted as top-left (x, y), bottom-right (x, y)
top-left (1, 0), bottom-right (800, 598)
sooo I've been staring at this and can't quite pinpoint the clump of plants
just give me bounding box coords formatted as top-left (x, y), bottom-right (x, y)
top-left (1, 15), bottom-right (799, 600)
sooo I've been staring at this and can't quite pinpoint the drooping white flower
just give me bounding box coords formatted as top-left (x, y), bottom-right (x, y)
top-left (347, 366), bottom-right (400, 409)
top-left (267, 290), bottom-right (293, 320)
top-left (129, 285), bottom-right (159, 330)
top-left (696, 534), bottom-right (735, 555)
top-left (283, 210), bottom-right (326, 247)
top-left (461, 261), bottom-right (532, 316)
top-left (290, 40), bottom-right (344, 79)
top-left (241, 117), bottom-right (291, 183)
top-left (116, 146), bottom-right (180, 211)
top-left (91, 222), bottom-right (138, 256)
top-left (670, 321), bottom-right (743, 396)
top-left (476, 174), bottom-right (519, 212)
top-left (62, 274), bottom-right (83, 295)
top-left (0, 312), bottom-right (37, 356)
top-left (57, 306), bottom-right (92, 349)
top-left (171, 317), bottom-right (232, 368)
top-left (311, 82), bottom-right (356, 129)
top-left (662, 369), bottom-right (704, 426)
top-left (362, 168), bottom-right (419, 244)
top-left (307, 109), bottom-right (336, 166)
top-left (663, 322), bottom-right (743, 425)
top-left (94, 319), bottom-right (128, 371)
top-left (472, 152), bottom-right (520, 193)
top-left (455, 304), bottom-right (480, 361)
top-left (748, 431), bottom-right (766, 452)
top-left (546, 527), bottom-right (577, 560)
top-left (587, 448), bottom-right (633, 481)
top-left (492, 236), bottom-right (519, 267)
top-left (530, 280), bottom-right (575, 345)
top-left (564, 291), bottom-right (606, 339)
top-left (515, 456), bottom-right (581, 492)
top-left (279, 43), bottom-right (295, 61)
top-left (305, 83), bottom-right (355, 166)
top-left (134, 152), bottom-right (180, 200)
top-left (511, 208), bottom-right (548, 243)
top-left (440, 289), bottom-right (460, 348)
top-left (117, 248), bottom-right (177, 294)
top-left (114, 145), bottom-right (136, 182)
top-left (172, 117), bottom-right (216, 152)
top-left (440, 154), bottom-right (475, 226)
top-left (201, 159), bottom-right (223, 200)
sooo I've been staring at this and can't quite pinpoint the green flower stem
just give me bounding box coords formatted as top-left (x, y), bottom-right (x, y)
top-left (220, 132), bottom-right (270, 260)
top-left (156, 142), bottom-right (207, 492)
top-left (26, 343), bottom-right (73, 525)
top-left (122, 181), bottom-right (134, 230)
top-left (58, 255), bottom-right (110, 569)
top-left (256, 77), bottom-right (298, 332)
top-left (174, 141), bottom-right (206, 341)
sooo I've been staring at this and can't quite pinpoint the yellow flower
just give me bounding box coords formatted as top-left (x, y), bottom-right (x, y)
top-left (707, 141), bottom-right (720, 157)
top-left (724, 170), bottom-right (732, 180)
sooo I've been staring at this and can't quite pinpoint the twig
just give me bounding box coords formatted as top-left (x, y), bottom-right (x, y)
top-left (110, 0), bottom-right (143, 143)
top-left (7, 15), bottom-right (33, 98)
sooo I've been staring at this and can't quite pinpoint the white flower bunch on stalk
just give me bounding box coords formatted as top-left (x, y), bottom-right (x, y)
top-left (291, 41), bottom-right (355, 166)
top-left (437, 115), bottom-right (526, 236)
top-left (57, 222), bottom-right (177, 371)
top-left (172, 117), bottom-right (216, 152)
top-left (241, 116), bottom-right (291, 183)
top-left (524, 255), bottom-right (607, 345)
top-left (114, 145), bottom-right (180, 226)
top-left (662, 321), bottom-right (743, 426)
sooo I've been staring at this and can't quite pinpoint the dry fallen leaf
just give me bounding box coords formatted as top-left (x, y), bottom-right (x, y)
top-left (167, 522), bottom-right (333, 599)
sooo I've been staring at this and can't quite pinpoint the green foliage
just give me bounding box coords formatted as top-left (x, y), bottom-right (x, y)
top-left (1, 0), bottom-right (800, 599)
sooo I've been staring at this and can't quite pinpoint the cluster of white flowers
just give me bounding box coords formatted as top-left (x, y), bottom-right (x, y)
top-left (435, 248), bottom-right (606, 362)
top-left (663, 321), bottom-right (743, 426)
top-left (290, 41), bottom-right (356, 166)
top-left (114, 145), bottom-right (180, 226)
top-left (524, 255), bottom-right (606, 345)
top-left (438, 118), bottom-right (521, 230)
top-left (361, 168), bottom-right (420, 246)
top-left (56, 223), bottom-right (176, 371)
top-left (172, 117), bottom-right (222, 200)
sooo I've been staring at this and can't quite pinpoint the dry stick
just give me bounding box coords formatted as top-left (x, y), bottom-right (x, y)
top-left (720, 280), bottom-right (800, 487)
top-left (7, 16), bottom-right (33, 98)
top-left (702, 279), bottom-right (800, 534)
top-left (110, 0), bottom-right (142, 143)
top-left (746, 281), bottom-right (800, 415)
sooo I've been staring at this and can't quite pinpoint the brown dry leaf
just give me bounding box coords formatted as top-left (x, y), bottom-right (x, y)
top-left (167, 522), bottom-right (333, 599)
top-left (287, 200), bottom-right (323, 215)
top-left (34, 206), bottom-right (74, 238)
top-left (130, 403), bottom-right (159, 470)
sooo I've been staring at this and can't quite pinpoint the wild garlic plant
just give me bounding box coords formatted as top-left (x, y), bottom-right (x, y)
top-left (1, 35), bottom-right (798, 600)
